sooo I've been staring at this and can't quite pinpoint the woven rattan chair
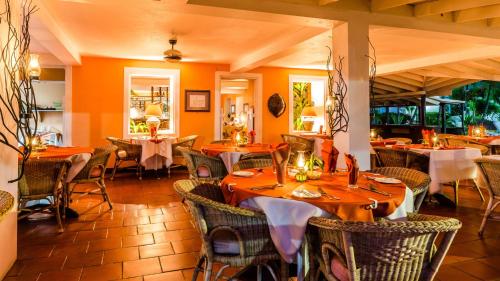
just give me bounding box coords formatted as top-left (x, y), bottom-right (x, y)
top-left (178, 147), bottom-right (228, 183)
top-left (240, 152), bottom-right (272, 161)
top-left (211, 139), bottom-right (232, 145)
top-left (373, 147), bottom-right (430, 173)
top-left (169, 135), bottom-right (198, 177)
top-left (0, 190), bottom-right (14, 222)
top-left (106, 136), bottom-right (143, 180)
top-left (66, 145), bottom-right (117, 210)
top-left (306, 214), bottom-right (461, 281)
top-left (174, 180), bottom-right (287, 281)
top-left (281, 134), bottom-right (315, 154)
top-left (370, 167), bottom-right (431, 212)
top-left (475, 157), bottom-right (500, 237)
top-left (233, 159), bottom-right (273, 171)
top-left (18, 158), bottom-right (72, 232)
top-left (385, 137), bottom-right (412, 145)
top-left (445, 137), bottom-right (490, 155)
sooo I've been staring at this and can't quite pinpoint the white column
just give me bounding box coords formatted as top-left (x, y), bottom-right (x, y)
top-left (332, 21), bottom-right (371, 170)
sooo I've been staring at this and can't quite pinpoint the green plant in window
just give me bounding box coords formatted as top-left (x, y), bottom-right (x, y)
top-left (130, 120), bottom-right (148, 133)
top-left (293, 82), bottom-right (312, 131)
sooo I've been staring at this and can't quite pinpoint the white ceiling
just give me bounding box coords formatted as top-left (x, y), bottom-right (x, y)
top-left (31, 0), bottom-right (500, 71)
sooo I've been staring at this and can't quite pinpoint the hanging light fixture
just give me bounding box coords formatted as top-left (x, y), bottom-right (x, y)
top-left (163, 38), bottom-right (182, 63)
top-left (28, 54), bottom-right (41, 79)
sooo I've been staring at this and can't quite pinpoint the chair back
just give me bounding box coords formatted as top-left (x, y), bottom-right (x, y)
top-left (386, 137), bottom-right (412, 145)
top-left (373, 147), bottom-right (429, 173)
top-left (73, 145), bottom-right (117, 181)
top-left (281, 134), bottom-right (315, 154)
top-left (211, 139), bottom-right (232, 145)
top-left (370, 167), bottom-right (430, 211)
top-left (172, 135), bottom-right (198, 157)
top-left (475, 157), bottom-right (500, 198)
top-left (177, 147), bottom-right (228, 181)
top-left (233, 159), bottom-right (273, 171)
top-left (307, 214), bottom-right (461, 281)
top-left (19, 158), bottom-right (71, 198)
top-left (105, 136), bottom-right (142, 160)
top-left (239, 152), bottom-right (272, 161)
top-left (174, 179), bottom-right (276, 259)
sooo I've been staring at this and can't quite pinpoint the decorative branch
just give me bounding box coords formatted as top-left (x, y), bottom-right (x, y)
top-left (366, 36), bottom-right (377, 121)
top-left (0, 0), bottom-right (38, 182)
top-left (325, 46), bottom-right (349, 139)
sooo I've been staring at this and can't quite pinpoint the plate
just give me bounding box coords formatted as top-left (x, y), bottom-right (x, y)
top-left (374, 177), bottom-right (402, 184)
top-left (232, 171), bottom-right (254, 177)
top-left (291, 188), bottom-right (321, 199)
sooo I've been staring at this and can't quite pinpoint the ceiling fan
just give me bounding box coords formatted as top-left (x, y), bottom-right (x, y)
top-left (163, 38), bottom-right (182, 63)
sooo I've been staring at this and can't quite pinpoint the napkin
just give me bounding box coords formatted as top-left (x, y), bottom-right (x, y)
top-left (421, 129), bottom-right (435, 146)
top-left (271, 143), bottom-right (290, 184)
top-left (321, 139), bottom-right (339, 173)
top-left (344, 153), bottom-right (359, 186)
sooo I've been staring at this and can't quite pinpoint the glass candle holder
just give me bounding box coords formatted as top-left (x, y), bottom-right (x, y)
top-left (295, 170), bottom-right (307, 182)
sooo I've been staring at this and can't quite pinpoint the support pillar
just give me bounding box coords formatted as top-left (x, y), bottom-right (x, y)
top-left (420, 96), bottom-right (426, 126)
top-left (332, 21), bottom-right (370, 170)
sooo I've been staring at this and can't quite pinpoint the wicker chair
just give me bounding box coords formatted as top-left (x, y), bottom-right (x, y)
top-left (373, 147), bottom-right (430, 173)
top-left (306, 214), bottom-right (461, 281)
top-left (370, 167), bottom-right (431, 212)
top-left (18, 158), bottom-right (72, 232)
top-left (174, 180), bottom-right (287, 281)
top-left (66, 145), bottom-right (117, 210)
top-left (445, 137), bottom-right (490, 155)
top-left (281, 134), bottom-right (315, 154)
top-left (177, 147), bottom-right (228, 183)
top-left (0, 190), bottom-right (14, 222)
top-left (211, 139), bottom-right (232, 145)
top-left (106, 137), bottom-right (143, 180)
top-left (475, 157), bottom-right (500, 237)
top-left (385, 137), bottom-right (412, 145)
top-left (233, 159), bottom-right (273, 172)
top-left (169, 135), bottom-right (198, 177)
top-left (240, 152), bottom-right (272, 161)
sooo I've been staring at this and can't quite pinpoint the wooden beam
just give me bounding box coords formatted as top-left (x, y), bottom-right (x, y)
top-left (371, 0), bottom-right (422, 11)
top-left (373, 90), bottom-right (426, 100)
top-left (461, 60), bottom-right (500, 74)
top-left (375, 77), bottom-right (420, 92)
top-left (230, 27), bottom-right (327, 72)
top-left (318, 0), bottom-right (339, 6)
top-left (454, 4), bottom-right (500, 23)
top-left (415, 0), bottom-right (500, 17)
top-left (475, 58), bottom-right (500, 70)
top-left (397, 72), bottom-right (426, 82)
top-left (373, 88), bottom-right (389, 95)
top-left (444, 63), bottom-right (499, 80)
top-left (428, 80), bottom-right (478, 96)
top-left (425, 77), bottom-right (452, 87)
top-left (383, 74), bottom-right (424, 87)
top-left (425, 78), bottom-right (465, 92)
top-left (488, 17), bottom-right (500, 26)
top-left (374, 82), bottom-right (403, 93)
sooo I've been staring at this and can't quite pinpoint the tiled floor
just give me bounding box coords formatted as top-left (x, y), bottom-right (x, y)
top-left (4, 170), bottom-right (500, 281)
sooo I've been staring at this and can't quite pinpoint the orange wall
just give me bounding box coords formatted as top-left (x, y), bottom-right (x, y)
top-left (71, 56), bottom-right (327, 147)
top-left (72, 56), bottom-right (228, 147)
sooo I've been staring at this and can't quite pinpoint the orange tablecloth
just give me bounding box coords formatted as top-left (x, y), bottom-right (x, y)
top-left (457, 135), bottom-right (500, 145)
top-left (22, 146), bottom-right (94, 159)
top-left (221, 168), bottom-right (407, 222)
top-left (201, 143), bottom-right (271, 157)
top-left (392, 144), bottom-right (465, 150)
top-left (370, 140), bottom-right (397, 147)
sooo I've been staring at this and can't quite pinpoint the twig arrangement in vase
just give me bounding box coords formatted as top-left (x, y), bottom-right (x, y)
top-left (0, 0), bottom-right (39, 182)
top-left (325, 46), bottom-right (349, 139)
top-left (366, 37), bottom-right (377, 123)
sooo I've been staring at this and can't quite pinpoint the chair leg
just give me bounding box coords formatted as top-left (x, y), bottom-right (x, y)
top-left (98, 179), bottom-right (113, 210)
top-left (137, 162), bottom-right (142, 180)
top-left (204, 260), bottom-right (213, 281)
top-left (192, 255), bottom-right (206, 281)
top-left (257, 265), bottom-right (262, 281)
top-left (55, 195), bottom-right (64, 233)
top-left (111, 160), bottom-right (120, 181)
top-left (168, 166), bottom-right (171, 178)
top-left (473, 182), bottom-right (485, 202)
top-left (453, 180), bottom-right (459, 206)
top-left (478, 198), bottom-right (493, 237)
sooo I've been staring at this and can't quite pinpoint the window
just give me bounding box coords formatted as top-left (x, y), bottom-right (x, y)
top-left (371, 107), bottom-right (387, 125)
top-left (289, 75), bottom-right (327, 134)
top-left (124, 68), bottom-right (180, 138)
top-left (386, 106), bottom-right (419, 125)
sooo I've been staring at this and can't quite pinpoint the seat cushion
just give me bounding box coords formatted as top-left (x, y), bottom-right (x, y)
top-left (212, 231), bottom-right (241, 255)
top-left (117, 150), bottom-right (128, 158)
top-left (330, 258), bottom-right (350, 281)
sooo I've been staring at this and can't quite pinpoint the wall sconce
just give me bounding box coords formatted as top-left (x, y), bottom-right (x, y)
top-left (29, 54), bottom-right (41, 79)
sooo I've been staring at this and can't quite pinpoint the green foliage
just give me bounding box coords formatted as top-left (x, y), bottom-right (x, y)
top-left (305, 154), bottom-right (324, 171)
top-left (130, 120), bottom-right (148, 133)
top-left (293, 82), bottom-right (311, 131)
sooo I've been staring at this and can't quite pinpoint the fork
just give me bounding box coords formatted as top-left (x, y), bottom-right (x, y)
top-left (317, 187), bottom-right (340, 200)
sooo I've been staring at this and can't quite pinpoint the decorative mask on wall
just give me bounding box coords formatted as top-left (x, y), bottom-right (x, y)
top-left (267, 93), bottom-right (286, 118)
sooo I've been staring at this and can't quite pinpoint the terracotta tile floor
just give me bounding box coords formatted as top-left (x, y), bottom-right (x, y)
top-left (4, 170), bottom-right (500, 281)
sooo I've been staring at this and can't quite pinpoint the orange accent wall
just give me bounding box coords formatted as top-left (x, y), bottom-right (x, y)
top-left (71, 56), bottom-right (327, 148)
top-left (71, 56), bottom-right (228, 147)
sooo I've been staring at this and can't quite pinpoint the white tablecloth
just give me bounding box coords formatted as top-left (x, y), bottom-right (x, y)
top-left (66, 153), bottom-right (92, 182)
top-left (238, 187), bottom-right (414, 263)
top-left (219, 152), bottom-right (244, 172)
top-left (133, 138), bottom-right (175, 170)
top-left (410, 147), bottom-right (482, 194)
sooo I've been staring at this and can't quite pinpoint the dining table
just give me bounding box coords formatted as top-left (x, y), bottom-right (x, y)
top-left (220, 167), bottom-right (414, 280)
top-left (131, 136), bottom-right (176, 171)
top-left (201, 143), bottom-right (272, 172)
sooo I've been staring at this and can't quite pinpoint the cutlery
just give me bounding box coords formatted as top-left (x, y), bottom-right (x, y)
top-left (317, 187), bottom-right (340, 200)
top-left (359, 184), bottom-right (391, 197)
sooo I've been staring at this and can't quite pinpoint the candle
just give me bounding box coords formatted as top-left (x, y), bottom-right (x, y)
top-left (296, 151), bottom-right (305, 169)
top-left (474, 127), bottom-right (481, 137)
top-left (370, 129), bottom-right (377, 139)
top-left (432, 135), bottom-right (438, 147)
top-left (235, 132), bottom-right (241, 143)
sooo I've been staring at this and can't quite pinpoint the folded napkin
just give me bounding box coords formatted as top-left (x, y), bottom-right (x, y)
top-left (271, 143), bottom-right (290, 184)
top-left (344, 153), bottom-right (359, 186)
top-left (321, 139), bottom-right (339, 173)
top-left (421, 129), bottom-right (435, 146)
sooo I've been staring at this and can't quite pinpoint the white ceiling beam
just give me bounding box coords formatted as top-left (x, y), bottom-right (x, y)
top-left (375, 77), bottom-right (420, 91)
top-left (414, 0), bottom-right (500, 17)
top-left (30, 0), bottom-right (81, 65)
top-left (454, 4), bottom-right (500, 23)
top-left (318, 0), bottom-right (339, 6)
top-left (230, 27), bottom-right (327, 72)
top-left (371, 0), bottom-right (422, 12)
top-left (377, 46), bottom-right (500, 75)
top-left (187, 0), bottom-right (500, 39)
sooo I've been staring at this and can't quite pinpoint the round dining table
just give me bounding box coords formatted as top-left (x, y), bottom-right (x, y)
top-left (220, 167), bottom-right (413, 280)
top-left (201, 143), bottom-right (272, 172)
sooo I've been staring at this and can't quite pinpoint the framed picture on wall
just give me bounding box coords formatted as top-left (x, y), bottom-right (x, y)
top-left (243, 103), bottom-right (249, 113)
top-left (185, 90), bottom-right (210, 112)
top-left (230, 104), bottom-right (236, 114)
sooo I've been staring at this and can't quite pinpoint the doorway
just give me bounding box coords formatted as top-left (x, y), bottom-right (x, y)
top-left (214, 72), bottom-right (263, 143)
